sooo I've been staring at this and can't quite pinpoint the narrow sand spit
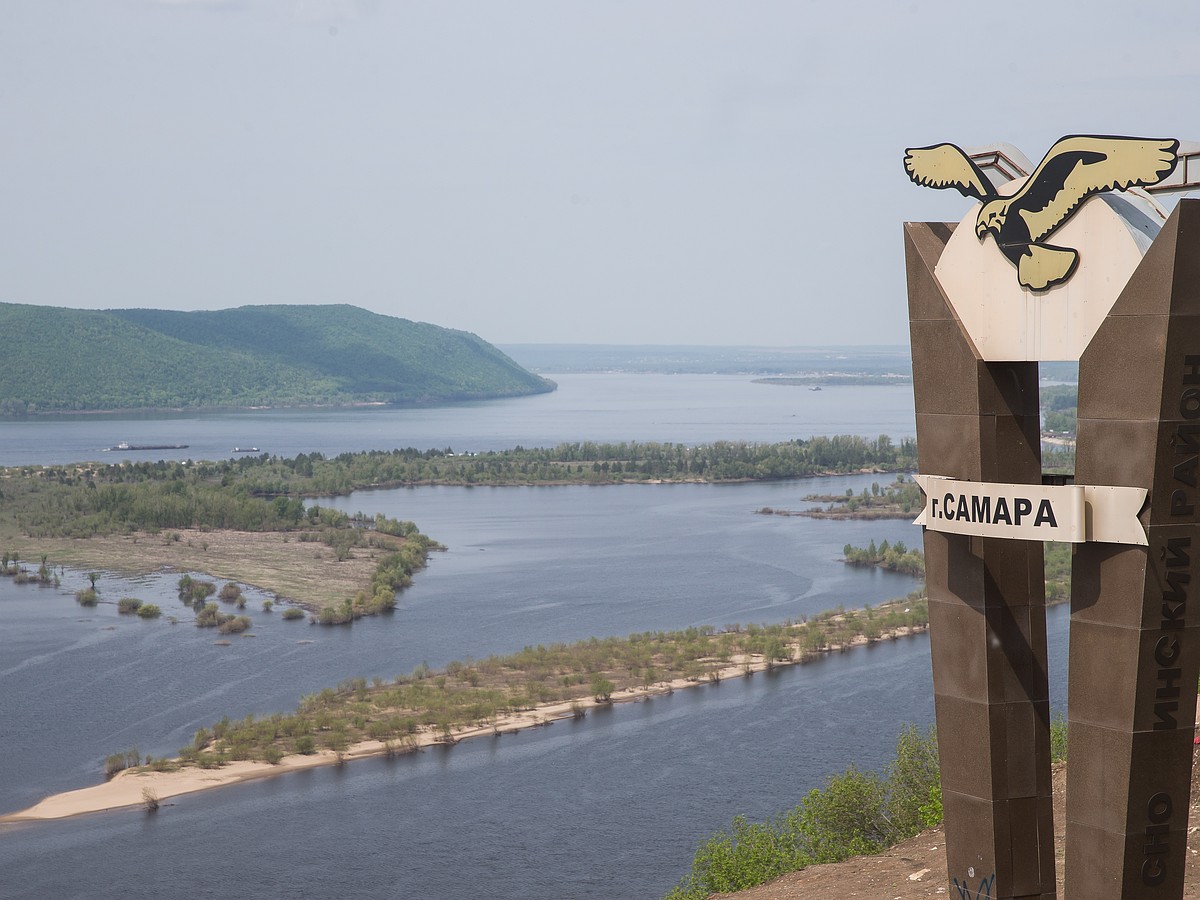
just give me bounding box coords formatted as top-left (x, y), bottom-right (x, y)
top-left (1, 625), bottom-right (926, 823)
top-left (0, 663), bottom-right (759, 822)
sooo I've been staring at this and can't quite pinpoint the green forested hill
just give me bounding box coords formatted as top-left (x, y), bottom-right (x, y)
top-left (0, 303), bottom-right (554, 414)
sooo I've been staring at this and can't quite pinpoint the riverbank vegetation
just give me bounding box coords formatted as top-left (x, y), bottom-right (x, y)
top-left (0, 435), bottom-right (1067, 624)
top-left (842, 540), bottom-right (925, 576)
top-left (759, 475), bottom-right (921, 519)
top-left (0, 438), bottom-right (912, 546)
top-left (1041, 385), bottom-right (1077, 436)
top-left (0, 453), bottom-right (442, 620)
top-left (0, 437), bottom-right (910, 615)
top-left (665, 724), bottom-right (941, 899)
top-left (230, 434), bottom-right (916, 490)
top-left (1, 437), bottom-right (917, 520)
top-left (109, 598), bottom-right (929, 774)
top-left (841, 540), bottom-right (1071, 601)
top-left (664, 714), bottom-right (1071, 899)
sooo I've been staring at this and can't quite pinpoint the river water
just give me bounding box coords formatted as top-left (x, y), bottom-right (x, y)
top-left (0, 375), bottom-right (1068, 899)
top-left (0, 375), bottom-right (914, 468)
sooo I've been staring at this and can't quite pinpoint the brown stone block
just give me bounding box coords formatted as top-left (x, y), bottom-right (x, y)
top-left (1168, 200), bottom-right (1200, 315)
top-left (982, 539), bottom-right (1046, 611)
top-left (1065, 721), bottom-right (1133, 834)
top-left (942, 789), bottom-right (1009, 894)
top-left (1063, 820), bottom-right (1126, 899)
top-left (1069, 541), bottom-right (1150, 629)
top-left (984, 604), bottom-right (1050, 704)
top-left (1116, 826), bottom-right (1188, 899)
top-left (986, 414), bottom-right (1043, 484)
top-left (1108, 201), bottom-right (1181, 318)
top-left (1129, 626), bottom-right (1200, 735)
top-left (1078, 314), bottom-right (1168, 421)
top-left (989, 699), bottom-right (1050, 798)
top-left (921, 527), bottom-right (952, 588)
top-left (904, 222), bottom-right (956, 322)
top-left (935, 693), bottom-right (1050, 804)
top-left (1065, 619), bottom-right (1139, 731)
top-left (1068, 724), bottom-right (1195, 838)
top-left (928, 597), bottom-right (989, 701)
top-left (1069, 527), bottom-right (1200, 634)
top-left (1126, 729), bottom-right (1196, 834)
top-left (1036, 793), bottom-right (1056, 894)
top-left (983, 361), bottom-right (1042, 419)
top-left (1079, 313), bottom-right (1200, 427)
top-left (1007, 795), bottom-right (1047, 898)
top-left (911, 320), bottom-right (983, 416)
top-left (934, 694), bottom-right (994, 800)
top-left (915, 412), bottom-right (982, 480)
top-left (1074, 417), bottom-right (1158, 489)
top-left (925, 531), bottom-right (988, 611)
top-left (1064, 818), bottom-right (1189, 898)
top-left (1158, 315), bottom-right (1200, 418)
top-left (1147, 424), bottom-right (1200, 524)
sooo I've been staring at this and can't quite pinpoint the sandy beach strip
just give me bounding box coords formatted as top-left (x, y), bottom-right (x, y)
top-left (0, 691), bottom-right (681, 823)
top-left (0, 628), bottom-right (926, 824)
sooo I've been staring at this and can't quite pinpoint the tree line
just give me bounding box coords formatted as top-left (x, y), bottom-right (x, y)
top-left (842, 539), bottom-right (925, 576)
top-left (1, 436), bottom-right (920, 544)
top-left (115, 597), bottom-right (929, 773)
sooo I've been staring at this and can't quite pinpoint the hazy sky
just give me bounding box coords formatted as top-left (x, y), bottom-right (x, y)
top-left (3, 1), bottom-right (1198, 346)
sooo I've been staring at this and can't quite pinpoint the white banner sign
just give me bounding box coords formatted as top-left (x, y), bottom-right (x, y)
top-left (913, 475), bottom-right (1147, 546)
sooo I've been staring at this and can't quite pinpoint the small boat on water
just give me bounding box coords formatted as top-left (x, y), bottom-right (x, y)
top-left (103, 442), bottom-right (189, 452)
top-left (232, 447), bottom-right (260, 453)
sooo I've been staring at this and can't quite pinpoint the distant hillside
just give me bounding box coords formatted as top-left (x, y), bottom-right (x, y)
top-left (0, 303), bottom-right (554, 414)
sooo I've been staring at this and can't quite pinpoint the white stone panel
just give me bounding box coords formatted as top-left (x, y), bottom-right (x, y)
top-left (933, 184), bottom-right (1165, 362)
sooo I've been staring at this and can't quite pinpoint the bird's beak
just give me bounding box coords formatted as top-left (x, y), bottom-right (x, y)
top-left (975, 219), bottom-right (988, 240)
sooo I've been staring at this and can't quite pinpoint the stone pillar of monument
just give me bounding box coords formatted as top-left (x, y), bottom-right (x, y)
top-left (905, 221), bottom-right (1057, 900)
top-left (1065, 199), bottom-right (1200, 899)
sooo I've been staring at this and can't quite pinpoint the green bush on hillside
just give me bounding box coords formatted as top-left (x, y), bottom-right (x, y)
top-left (665, 725), bottom-right (940, 899)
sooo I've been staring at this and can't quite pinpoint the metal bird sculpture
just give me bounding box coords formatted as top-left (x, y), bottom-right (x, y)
top-left (904, 135), bottom-right (1179, 291)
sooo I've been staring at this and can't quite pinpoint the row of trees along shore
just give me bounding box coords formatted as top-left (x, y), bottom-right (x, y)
top-left (1, 436), bottom-right (919, 541)
top-left (841, 539), bottom-right (1072, 603)
top-left (0, 436), bottom-right (1069, 625)
top-left (0, 436), bottom-right (1074, 538)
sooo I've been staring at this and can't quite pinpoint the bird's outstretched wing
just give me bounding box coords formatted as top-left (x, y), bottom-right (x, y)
top-left (903, 143), bottom-right (995, 201)
top-left (1016, 135), bottom-right (1179, 243)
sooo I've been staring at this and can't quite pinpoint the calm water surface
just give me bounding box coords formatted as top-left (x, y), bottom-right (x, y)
top-left (0, 375), bottom-right (1064, 899)
top-left (0, 374), bottom-right (915, 467)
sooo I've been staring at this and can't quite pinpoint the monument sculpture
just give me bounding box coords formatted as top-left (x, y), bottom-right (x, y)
top-left (903, 134), bottom-right (1200, 899)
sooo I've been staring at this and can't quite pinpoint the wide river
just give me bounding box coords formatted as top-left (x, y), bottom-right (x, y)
top-left (0, 375), bottom-right (1069, 899)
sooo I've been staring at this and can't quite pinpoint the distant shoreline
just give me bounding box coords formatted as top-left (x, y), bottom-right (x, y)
top-left (0, 618), bottom-right (929, 824)
top-left (1, 393), bottom-right (552, 420)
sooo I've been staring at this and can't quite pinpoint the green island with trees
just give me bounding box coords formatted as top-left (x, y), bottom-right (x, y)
top-left (842, 539), bottom-right (926, 576)
top-left (758, 475), bottom-right (923, 519)
top-left (1040, 384), bottom-right (1078, 436)
top-left (840, 539), bottom-right (1072, 603)
top-left (95, 596), bottom-right (929, 778)
top-left (0, 302), bottom-right (554, 414)
top-left (0, 434), bottom-right (1067, 625)
top-left (0, 435), bottom-right (917, 620)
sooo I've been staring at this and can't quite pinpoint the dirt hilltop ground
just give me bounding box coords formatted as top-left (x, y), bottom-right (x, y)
top-left (713, 758), bottom-right (1200, 899)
